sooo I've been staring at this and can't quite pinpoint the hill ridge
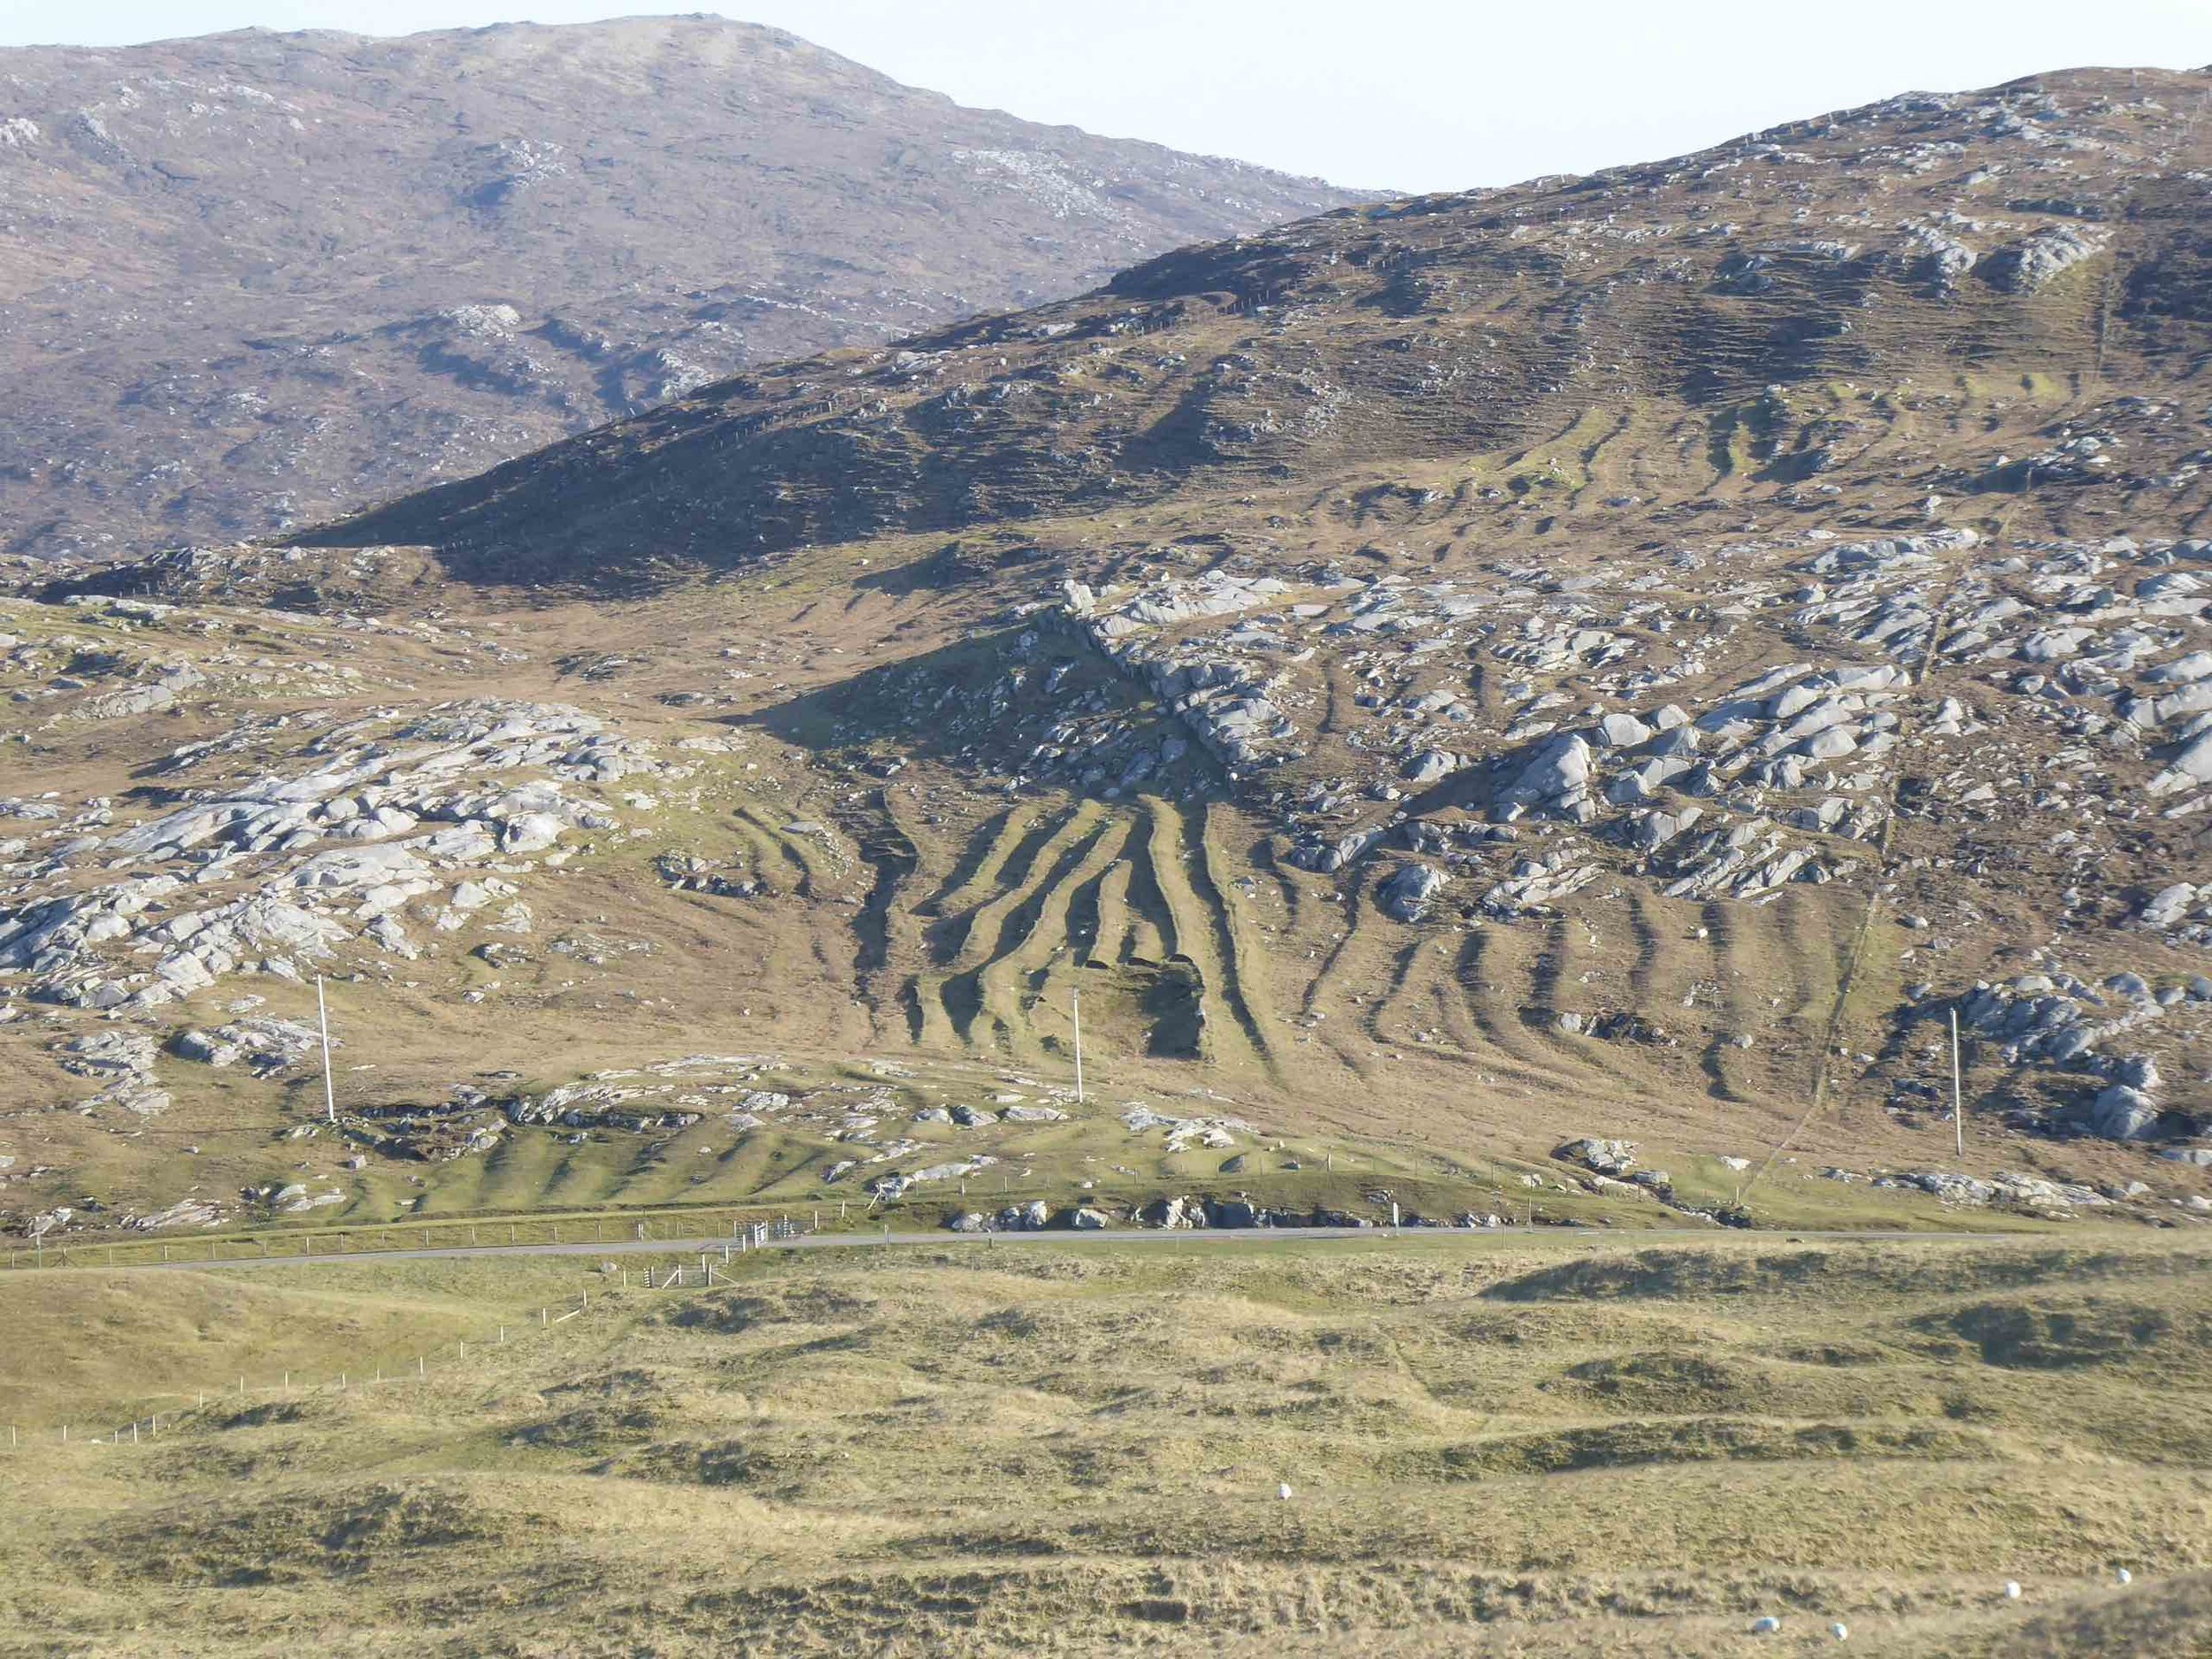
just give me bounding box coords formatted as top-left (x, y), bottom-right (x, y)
top-left (298, 65), bottom-right (2212, 587)
top-left (0, 14), bottom-right (1365, 557)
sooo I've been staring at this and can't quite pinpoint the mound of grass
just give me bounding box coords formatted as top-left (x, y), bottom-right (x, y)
top-left (1479, 1244), bottom-right (2206, 1305)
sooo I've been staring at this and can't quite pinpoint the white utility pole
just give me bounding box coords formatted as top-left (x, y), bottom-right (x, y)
top-left (316, 975), bottom-right (337, 1125)
top-left (1950, 1008), bottom-right (1964, 1161)
top-left (1071, 985), bottom-right (1085, 1106)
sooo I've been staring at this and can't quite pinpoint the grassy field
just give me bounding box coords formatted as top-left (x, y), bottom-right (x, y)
top-left (4, 1232), bottom-right (2209, 1655)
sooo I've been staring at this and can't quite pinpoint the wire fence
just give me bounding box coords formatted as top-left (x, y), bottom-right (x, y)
top-left (4, 1205), bottom-right (827, 1273)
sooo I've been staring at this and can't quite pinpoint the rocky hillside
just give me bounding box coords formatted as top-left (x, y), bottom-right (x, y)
top-left (6, 66), bottom-right (2212, 1244)
top-left (0, 16), bottom-right (1363, 558)
top-left (311, 66), bottom-right (2212, 582)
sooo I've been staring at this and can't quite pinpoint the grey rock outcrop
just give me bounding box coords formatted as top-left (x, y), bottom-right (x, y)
top-left (1379, 863), bottom-right (1448, 923)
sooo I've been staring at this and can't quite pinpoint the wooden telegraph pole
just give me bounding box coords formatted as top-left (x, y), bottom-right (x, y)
top-left (1950, 1009), bottom-right (1964, 1161)
top-left (1071, 985), bottom-right (1085, 1106)
top-left (317, 975), bottom-right (337, 1125)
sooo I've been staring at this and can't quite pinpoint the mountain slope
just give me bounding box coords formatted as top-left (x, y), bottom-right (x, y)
top-left (0, 15), bottom-right (1364, 557)
top-left (311, 65), bottom-right (2212, 585)
top-left (5, 66), bottom-right (2212, 1244)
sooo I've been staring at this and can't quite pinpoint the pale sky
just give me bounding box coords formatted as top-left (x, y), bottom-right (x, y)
top-left (0, 1), bottom-right (2204, 192)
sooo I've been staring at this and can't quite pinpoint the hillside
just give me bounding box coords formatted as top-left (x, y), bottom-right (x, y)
top-left (6, 1235), bottom-right (2212, 1656)
top-left (4, 65), bottom-right (2212, 1248)
top-left (0, 16), bottom-right (1364, 557)
top-left (310, 65), bottom-right (2212, 581)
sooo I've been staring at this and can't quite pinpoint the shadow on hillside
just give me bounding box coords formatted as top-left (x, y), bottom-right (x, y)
top-left (733, 624), bottom-right (1217, 804)
top-left (733, 626), bottom-right (1076, 765)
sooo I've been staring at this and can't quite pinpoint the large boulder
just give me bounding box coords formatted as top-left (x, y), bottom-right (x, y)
top-left (1800, 726), bottom-right (1859, 761)
top-left (67, 682), bottom-right (177, 720)
top-left (1379, 863), bottom-right (1448, 923)
top-left (1288, 826), bottom-right (1383, 873)
top-left (1401, 748), bottom-right (1462, 785)
top-left (2139, 884), bottom-right (2196, 930)
top-left (1592, 711), bottom-right (1653, 749)
top-left (2145, 651), bottom-right (2212, 685)
top-left (58, 1031), bottom-right (157, 1079)
top-left (1498, 733), bottom-right (1594, 819)
top-left (2148, 730), bottom-right (2212, 796)
top-left (2089, 1084), bottom-right (2162, 1141)
top-left (502, 812), bottom-right (566, 855)
top-left (1141, 1195), bottom-right (1207, 1229)
top-left (1555, 1136), bottom-right (1635, 1176)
